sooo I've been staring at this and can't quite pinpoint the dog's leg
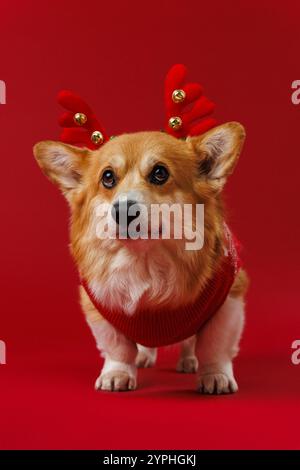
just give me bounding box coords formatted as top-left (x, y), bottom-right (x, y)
top-left (90, 320), bottom-right (137, 391)
top-left (136, 345), bottom-right (157, 368)
top-left (80, 286), bottom-right (138, 391)
top-left (176, 336), bottom-right (198, 373)
top-left (196, 295), bottom-right (245, 394)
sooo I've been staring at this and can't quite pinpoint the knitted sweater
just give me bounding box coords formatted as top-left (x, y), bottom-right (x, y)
top-left (82, 226), bottom-right (239, 348)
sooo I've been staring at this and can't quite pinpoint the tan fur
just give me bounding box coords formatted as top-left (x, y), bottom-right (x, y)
top-left (34, 122), bottom-right (248, 393)
top-left (79, 285), bottom-right (104, 324)
top-left (230, 268), bottom-right (249, 298)
top-left (36, 127), bottom-right (243, 308)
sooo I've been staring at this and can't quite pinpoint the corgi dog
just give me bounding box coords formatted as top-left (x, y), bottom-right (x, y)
top-left (34, 121), bottom-right (248, 394)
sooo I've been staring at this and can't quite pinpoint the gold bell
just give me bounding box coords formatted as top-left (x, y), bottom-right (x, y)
top-left (168, 116), bottom-right (182, 131)
top-left (172, 89), bottom-right (186, 103)
top-left (73, 112), bottom-right (87, 126)
top-left (91, 130), bottom-right (104, 145)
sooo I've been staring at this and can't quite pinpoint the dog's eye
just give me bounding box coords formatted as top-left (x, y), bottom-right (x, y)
top-left (149, 165), bottom-right (169, 185)
top-left (101, 169), bottom-right (116, 189)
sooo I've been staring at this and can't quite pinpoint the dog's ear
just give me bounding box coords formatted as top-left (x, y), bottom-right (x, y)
top-left (33, 141), bottom-right (91, 196)
top-left (188, 122), bottom-right (245, 191)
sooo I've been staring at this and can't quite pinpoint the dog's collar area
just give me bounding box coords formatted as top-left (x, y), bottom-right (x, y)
top-left (81, 226), bottom-right (240, 348)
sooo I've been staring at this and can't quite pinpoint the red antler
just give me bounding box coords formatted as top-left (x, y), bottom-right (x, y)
top-left (56, 65), bottom-right (216, 149)
top-left (57, 90), bottom-right (109, 150)
top-left (164, 64), bottom-right (217, 138)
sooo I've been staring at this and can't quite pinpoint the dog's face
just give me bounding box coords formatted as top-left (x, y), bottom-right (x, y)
top-left (34, 122), bottom-right (245, 241)
top-left (34, 123), bottom-right (245, 312)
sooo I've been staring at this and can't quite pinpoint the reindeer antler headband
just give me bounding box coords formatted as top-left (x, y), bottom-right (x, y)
top-left (57, 64), bottom-right (217, 150)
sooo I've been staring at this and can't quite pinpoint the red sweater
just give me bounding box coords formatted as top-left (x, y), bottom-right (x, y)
top-left (82, 226), bottom-right (240, 348)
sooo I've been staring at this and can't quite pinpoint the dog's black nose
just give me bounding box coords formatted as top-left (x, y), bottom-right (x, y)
top-left (112, 199), bottom-right (140, 227)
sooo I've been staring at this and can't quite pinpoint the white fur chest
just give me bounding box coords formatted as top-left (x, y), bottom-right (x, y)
top-left (89, 244), bottom-right (183, 315)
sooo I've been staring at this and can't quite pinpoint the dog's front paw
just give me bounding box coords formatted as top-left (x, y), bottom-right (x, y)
top-left (95, 371), bottom-right (137, 392)
top-left (197, 372), bottom-right (238, 395)
top-left (176, 356), bottom-right (198, 373)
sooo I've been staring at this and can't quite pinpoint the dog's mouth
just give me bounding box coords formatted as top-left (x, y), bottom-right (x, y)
top-left (115, 224), bottom-right (163, 241)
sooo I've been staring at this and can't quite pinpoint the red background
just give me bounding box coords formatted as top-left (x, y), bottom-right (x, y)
top-left (0, 0), bottom-right (300, 450)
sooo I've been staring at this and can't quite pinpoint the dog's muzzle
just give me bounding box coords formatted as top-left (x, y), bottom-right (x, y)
top-left (111, 199), bottom-right (141, 228)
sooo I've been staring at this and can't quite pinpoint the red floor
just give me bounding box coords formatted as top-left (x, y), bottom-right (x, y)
top-left (1, 269), bottom-right (300, 449)
top-left (1, 338), bottom-right (300, 450)
top-left (1, 253), bottom-right (299, 450)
